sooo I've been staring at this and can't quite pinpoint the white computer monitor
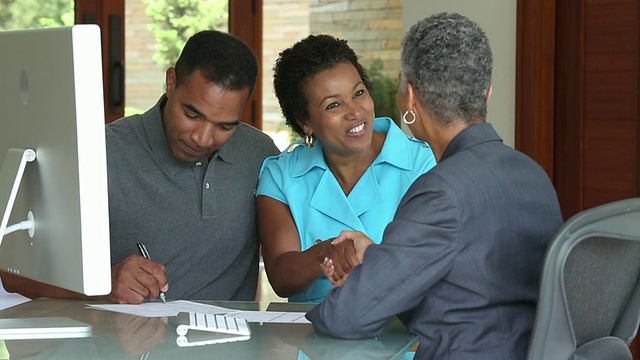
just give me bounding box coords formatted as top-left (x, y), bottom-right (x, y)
top-left (0, 25), bottom-right (111, 298)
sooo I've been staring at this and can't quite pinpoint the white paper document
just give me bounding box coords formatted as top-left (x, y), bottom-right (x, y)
top-left (0, 293), bottom-right (29, 311)
top-left (226, 310), bottom-right (310, 324)
top-left (87, 300), bottom-right (232, 318)
top-left (86, 300), bottom-right (311, 324)
top-left (0, 279), bottom-right (30, 311)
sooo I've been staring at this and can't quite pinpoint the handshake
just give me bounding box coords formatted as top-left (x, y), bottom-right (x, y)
top-left (319, 230), bottom-right (375, 287)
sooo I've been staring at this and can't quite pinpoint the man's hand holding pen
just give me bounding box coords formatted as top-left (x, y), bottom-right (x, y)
top-left (137, 242), bottom-right (167, 303)
top-left (106, 244), bottom-right (169, 304)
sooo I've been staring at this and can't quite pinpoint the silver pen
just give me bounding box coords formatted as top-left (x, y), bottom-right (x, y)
top-left (136, 241), bottom-right (167, 303)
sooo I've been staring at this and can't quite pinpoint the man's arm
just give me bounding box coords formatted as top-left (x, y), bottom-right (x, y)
top-left (1, 255), bottom-right (168, 303)
top-left (1, 271), bottom-right (90, 299)
top-left (109, 255), bottom-right (168, 303)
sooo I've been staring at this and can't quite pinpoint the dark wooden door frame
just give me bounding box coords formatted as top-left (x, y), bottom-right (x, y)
top-left (515, 0), bottom-right (556, 179)
top-left (75, 0), bottom-right (125, 124)
top-left (516, 0), bottom-right (583, 219)
top-left (230, 0), bottom-right (263, 129)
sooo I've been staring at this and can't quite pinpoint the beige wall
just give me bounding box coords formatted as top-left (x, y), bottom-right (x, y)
top-left (402, 0), bottom-right (516, 147)
top-left (309, 0), bottom-right (403, 79)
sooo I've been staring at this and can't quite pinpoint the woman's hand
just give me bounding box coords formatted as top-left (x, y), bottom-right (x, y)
top-left (321, 230), bottom-right (375, 286)
top-left (321, 256), bottom-right (349, 286)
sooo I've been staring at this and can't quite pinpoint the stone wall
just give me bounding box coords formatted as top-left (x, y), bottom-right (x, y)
top-left (309, 0), bottom-right (402, 78)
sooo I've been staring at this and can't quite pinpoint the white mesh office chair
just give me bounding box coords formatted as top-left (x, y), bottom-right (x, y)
top-left (527, 197), bottom-right (640, 360)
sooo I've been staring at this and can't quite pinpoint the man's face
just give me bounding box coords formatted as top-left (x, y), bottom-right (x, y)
top-left (162, 68), bottom-right (250, 162)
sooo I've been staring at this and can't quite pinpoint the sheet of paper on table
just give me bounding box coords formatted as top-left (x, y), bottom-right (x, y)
top-left (225, 310), bottom-right (310, 324)
top-left (0, 279), bottom-right (30, 311)
top-left (86, 300), bottom-right (310, 324)
top-left (87, 300), bottom-right (231, 318)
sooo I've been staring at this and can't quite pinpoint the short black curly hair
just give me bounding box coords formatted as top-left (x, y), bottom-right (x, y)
top-left (273, 34), bottom-right (371, 137)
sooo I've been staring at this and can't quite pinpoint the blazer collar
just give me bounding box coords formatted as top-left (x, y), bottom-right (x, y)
top-left (441, 122), bottom-right (502, 162)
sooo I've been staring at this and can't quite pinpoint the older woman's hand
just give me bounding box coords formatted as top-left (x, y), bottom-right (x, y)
top-left (333, 230), bottom-right (375, 263)
top-left (321, 230), bottom-right (375, 286)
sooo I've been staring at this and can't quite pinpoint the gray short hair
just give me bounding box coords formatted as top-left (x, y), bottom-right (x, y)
top-left (400, 12), bottom-right (492, 126)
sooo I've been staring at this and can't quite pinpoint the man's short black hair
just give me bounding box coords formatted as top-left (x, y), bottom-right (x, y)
top-left (175, 30), bottom-right (258, 97)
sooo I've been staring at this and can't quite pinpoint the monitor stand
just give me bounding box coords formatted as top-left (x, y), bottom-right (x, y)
top-left (0, 149), bottom-right (91, 339)
top-left (0, 148), bottom-right (36, 242)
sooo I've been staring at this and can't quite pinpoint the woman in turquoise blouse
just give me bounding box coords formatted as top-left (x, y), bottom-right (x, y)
top-left (256, 34), bottom-right (436, 303)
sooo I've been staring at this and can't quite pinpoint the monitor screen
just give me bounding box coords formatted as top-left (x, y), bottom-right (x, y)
top-left (0, 25), bottom-right (111, 296)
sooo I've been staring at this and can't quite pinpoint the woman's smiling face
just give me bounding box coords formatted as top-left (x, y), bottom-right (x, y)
top-left (301, 62), bottom-right (375, 156)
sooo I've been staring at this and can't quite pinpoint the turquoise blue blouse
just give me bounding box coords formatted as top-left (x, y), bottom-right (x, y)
top-left (257, 117), bottom-right (436, 303)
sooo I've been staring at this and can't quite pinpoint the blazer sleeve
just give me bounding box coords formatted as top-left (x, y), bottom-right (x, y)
top-left (306, 173), bottom-right (461, 338)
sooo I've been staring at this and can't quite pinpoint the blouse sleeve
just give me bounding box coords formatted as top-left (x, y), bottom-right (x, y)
top-left (256, 155), bottom-right (288, 205)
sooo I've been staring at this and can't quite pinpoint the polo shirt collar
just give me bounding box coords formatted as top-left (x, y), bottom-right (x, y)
top-left (142, 95), bottom-right (191, 175)
top-left (214, 125), bottom-right (241, 164)
top-left (288, 117), bottom-right (420, 177)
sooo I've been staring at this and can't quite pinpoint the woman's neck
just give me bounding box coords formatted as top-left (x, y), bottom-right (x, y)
top-left (324, 131), bottom-right (385, 196)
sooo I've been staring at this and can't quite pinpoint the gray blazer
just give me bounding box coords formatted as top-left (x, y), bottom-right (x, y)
top-left (306, 123), bottom-right (563, 359)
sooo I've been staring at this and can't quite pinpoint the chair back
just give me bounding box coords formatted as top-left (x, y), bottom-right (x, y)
top-left (526, 197), bottom-right (640, 360)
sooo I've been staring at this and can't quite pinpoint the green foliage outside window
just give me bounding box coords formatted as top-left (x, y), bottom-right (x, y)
top-left (0, 0), bottom-right (73, 30)
top-left (141, 0), bottom-right (228, 67)
top-left (367, 59), bottom-right (401, 127)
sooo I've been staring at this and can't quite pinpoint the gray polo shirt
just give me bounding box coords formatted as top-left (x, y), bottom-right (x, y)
top-left (105, 96), bottom-right (280, 300)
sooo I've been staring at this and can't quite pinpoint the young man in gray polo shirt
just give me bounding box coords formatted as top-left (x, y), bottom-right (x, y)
top-left (1, 30), bottom-right (280, 304)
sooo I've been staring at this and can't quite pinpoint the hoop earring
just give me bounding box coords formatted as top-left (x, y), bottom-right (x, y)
top-left (304, 133), bottom-right (315, 147)
top-left (402, 110), bottom-right (416, 125)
